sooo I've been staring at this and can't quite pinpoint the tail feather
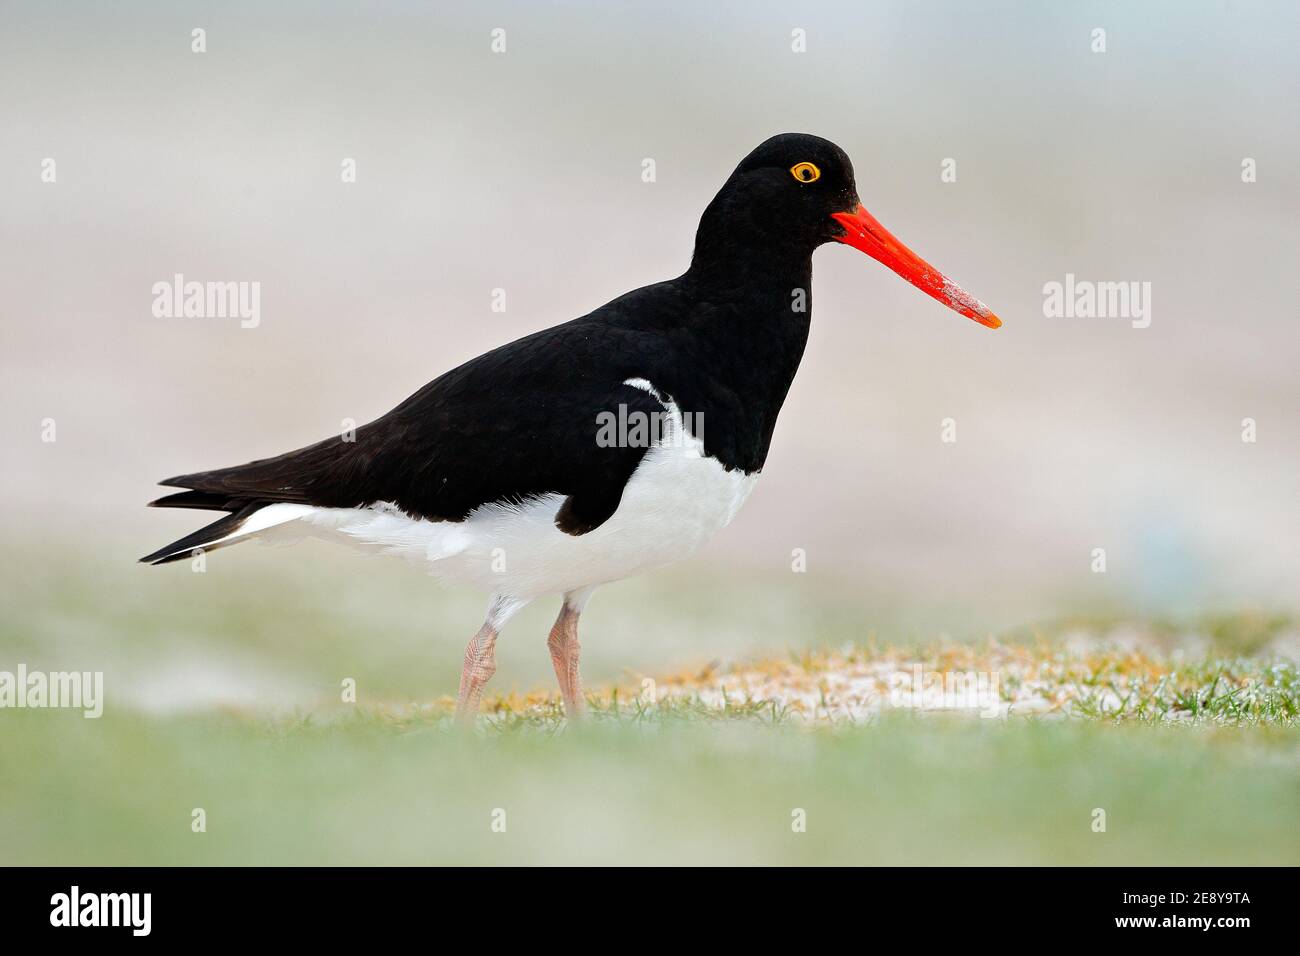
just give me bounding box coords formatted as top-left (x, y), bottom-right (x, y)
top-left (139, 502), bottom-right (267, 565)
top-left (148, 490), bottom-right (243, 511)
top-left (140, 500), bottom-right (316, 566)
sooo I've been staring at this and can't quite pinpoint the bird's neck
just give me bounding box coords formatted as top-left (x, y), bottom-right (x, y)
top-left (670, 250), bottom-right (814, 474)
top-left (683, 227), bottom-right (815, 334)
top-left (685, 222), bottom-right (816, 297)
top-left (681, 244), bottom-right (814, 341)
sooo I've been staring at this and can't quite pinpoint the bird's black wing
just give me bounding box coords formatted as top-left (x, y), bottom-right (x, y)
top-left (153, 320), bottom-right (667, 536)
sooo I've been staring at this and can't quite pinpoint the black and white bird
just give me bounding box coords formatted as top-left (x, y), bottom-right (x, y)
top-left (142, 133), bottom-right (1000, 720)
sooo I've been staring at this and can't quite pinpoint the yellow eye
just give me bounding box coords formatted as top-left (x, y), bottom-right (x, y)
top-left (790, 161), bottom-right (821, 183)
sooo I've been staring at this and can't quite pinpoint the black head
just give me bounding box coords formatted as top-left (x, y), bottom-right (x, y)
top-left (694, 133), bottom-right (860, 261)
top-left (691, 132), bottom-right (1001, 328)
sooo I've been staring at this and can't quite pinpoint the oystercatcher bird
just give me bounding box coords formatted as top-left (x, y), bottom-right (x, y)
top-left (142, 133), bottom-right (1000, 721)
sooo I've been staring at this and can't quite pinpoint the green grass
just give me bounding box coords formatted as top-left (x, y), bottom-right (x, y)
top-left (1065, 657), bottom-right (1300, 724)
top-left (2, 545), bottom-right (1298, 865)
top-left (2, 709), bottom-right (1298, 865)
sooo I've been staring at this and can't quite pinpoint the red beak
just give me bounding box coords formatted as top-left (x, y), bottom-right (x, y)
top-left (831, 204), bottom-right (1001, 329)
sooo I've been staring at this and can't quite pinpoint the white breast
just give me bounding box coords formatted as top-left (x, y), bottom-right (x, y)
top-left (286, 378), bottom-right (759, 601)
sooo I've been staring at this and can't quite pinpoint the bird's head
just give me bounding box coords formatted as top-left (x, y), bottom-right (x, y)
top-left (693, 132), bottom-right (1000, 329)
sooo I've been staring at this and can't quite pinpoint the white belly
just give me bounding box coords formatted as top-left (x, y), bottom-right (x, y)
top-left (284, 386), bottom-right (758, 600)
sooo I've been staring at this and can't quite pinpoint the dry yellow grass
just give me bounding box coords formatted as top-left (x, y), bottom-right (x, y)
top-left (459, 638), bottom-right (1300, 728)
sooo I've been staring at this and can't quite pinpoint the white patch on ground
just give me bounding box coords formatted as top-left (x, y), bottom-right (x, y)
top-left (655, 655), bottom-right (1039, 723)
top-left (644, 636), bottom-right (1222, 725)
top-left (114, 652), bottom-right (318, 715)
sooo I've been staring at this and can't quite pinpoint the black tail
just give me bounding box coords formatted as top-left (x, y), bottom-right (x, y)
top-left (142, 434), bottom-right (354, 565)
top-left (147, 489), bottom-right (244, 511)
top-left (139, 500), bottom-right (266, 565)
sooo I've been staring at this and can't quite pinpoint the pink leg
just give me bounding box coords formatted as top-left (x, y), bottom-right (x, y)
top-left (455, 622), bottom-right (498, 723)
top-left (547, 589), bottom-right (595, 718)
top-left (453, 596), bottom-right (527, 724)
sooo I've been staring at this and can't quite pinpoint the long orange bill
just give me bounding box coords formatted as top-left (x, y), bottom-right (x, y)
top-left (831, 204), bottom-right (1001, 329)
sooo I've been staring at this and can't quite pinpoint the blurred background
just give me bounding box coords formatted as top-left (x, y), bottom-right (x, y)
top-left (2, 0), bottom-right (1298, 707)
